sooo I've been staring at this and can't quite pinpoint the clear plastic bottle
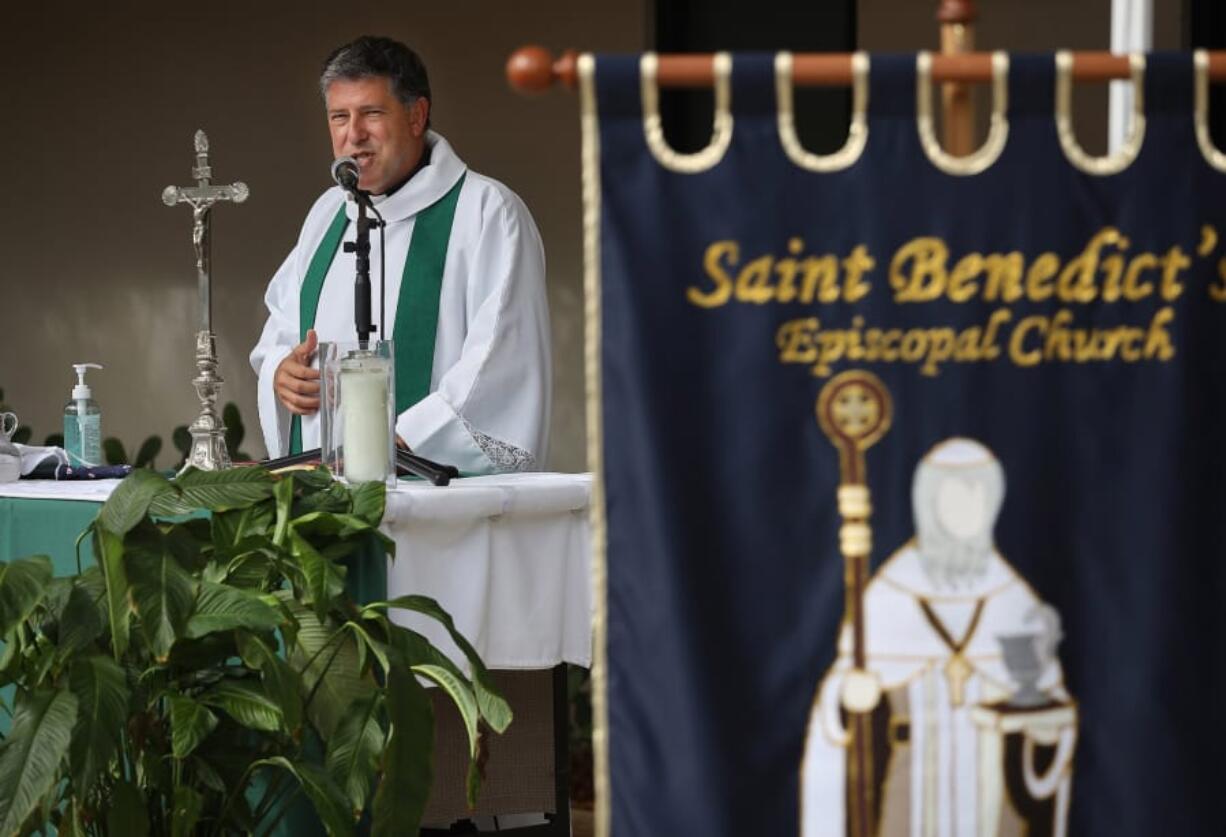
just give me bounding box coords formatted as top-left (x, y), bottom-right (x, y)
top-left (63, 363), bottom-right (103, 466)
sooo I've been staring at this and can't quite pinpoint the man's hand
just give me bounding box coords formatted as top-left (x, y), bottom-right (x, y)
top-left (274, 329), bottom-right (321, 415)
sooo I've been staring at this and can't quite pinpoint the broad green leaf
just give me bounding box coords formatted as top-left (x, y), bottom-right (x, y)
top-left (382, 622), bottom-right (497, 740)
top-left (413, 662), bottom-right (483, 806)
top-left (290, 468), bottom-right (335, 490)
top-left (371, 595), bottom-right (511, 733)
top-left (349, 480), bottom-right (386, 526)
top-left (185, 581), bottom-right (282, 639)
top-left (292, 511), bottom-right (395, 558)
top-left (282, 597), bottom-right (373, 739)
top-left (0, 688), bottom-right (79, 835)
top-left (27, 633), bottom-right (57, 687)
top-left (107, 780), bottom-right (150, 837)
top-left (94, 526), bottom-right (130, 658)
top-left (0, 637), bottom-right (18, 687)
top-left (384, 626), bottom-right (485, 806)
top-left (254, 757), bottom-right (353, 837)
top-left (291, 510), bottom-right (372, 536)
top-left (125, 543), bottom-right (195, 662)
top-left (170, 785), bottom-right (204, 837)
top-left (201, 680), bottom-right (282, 732)
top-left (171, 516), bottom-right (214, 545)
top-left (289, 530), bottom-right (346, 620)
top-left (150, 466), bottom-right (274, 516)
top-left (223, 547), bottom-right (276, 590)
top-left (326, 692), bottom-right (384, 816)
top-left (210, 504), bottom-right (270, 549)
top-left (0, 555), bottom-right (51, 637)
top-left (270, 593), bottom-right (301, 652)
top-left (67, 655), bottom-right (129, 792)
top-left (163, 523), bottom-right (208, 574)
top-left (201, 560), bottom-right (228, 585)
top-left (347, 622), bottom-right (390, 678)
top-left (293, 479), bottom-right (352, 515)
top-left (211, 508), bottom-right (243, 548)
top-left (413, 663), bottom-right (479, 760)
top-left (75, 565), bottom-right (108, 620)
top-left (238, 633), bottom-right (303, 735)
top-left (57, 583), bottom-right (103, 659)
top-left (42, 576), bottom-right (74, 623)
top-left (168, 695), bottom-right (218, 759)
top-left (98, 468), bottom-right (172, 535)
top-left (372, 651), bottom-right (434, 837)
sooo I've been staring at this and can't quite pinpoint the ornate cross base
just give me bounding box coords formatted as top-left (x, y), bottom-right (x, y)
top-left (182, 330), bottom-right (231, 473)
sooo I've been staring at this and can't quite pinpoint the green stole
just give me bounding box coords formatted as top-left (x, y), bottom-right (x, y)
top-left (288, 173), bottom-right (466, 455)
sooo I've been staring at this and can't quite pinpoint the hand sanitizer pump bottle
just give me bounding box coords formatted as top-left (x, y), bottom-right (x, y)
top-left (63, 363), bottom-right (103, 466)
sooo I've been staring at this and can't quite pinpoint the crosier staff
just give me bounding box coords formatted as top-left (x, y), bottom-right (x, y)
top-left (815, 370), bottom-right (892, 837)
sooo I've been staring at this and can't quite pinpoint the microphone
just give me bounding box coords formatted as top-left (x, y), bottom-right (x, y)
top-left (330, 156), bottom-right (361, 192)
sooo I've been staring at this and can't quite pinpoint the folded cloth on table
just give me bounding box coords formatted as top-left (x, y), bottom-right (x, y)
top-left (14, 445), bottom-right (131, 480)
top-left (15, 444), bottom-right (68, 476)
top-left (52, 463), bottom-right (133, 480)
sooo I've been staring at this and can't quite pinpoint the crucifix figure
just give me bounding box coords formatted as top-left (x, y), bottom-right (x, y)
top-left (162, 130), bottom-right (249, 471)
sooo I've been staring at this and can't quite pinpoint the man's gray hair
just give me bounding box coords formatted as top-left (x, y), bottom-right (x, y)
top-left (320, 35), bottom-right (431, 120)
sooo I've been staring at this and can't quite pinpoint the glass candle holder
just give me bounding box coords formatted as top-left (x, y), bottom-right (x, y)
top-left (319, 340), bottom-right (396, 487)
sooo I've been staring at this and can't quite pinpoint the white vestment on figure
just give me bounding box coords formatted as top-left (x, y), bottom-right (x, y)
top-left (250, 132), bottom-right (551, 474)
top-left (801, 544), bottom-right (1064, 837)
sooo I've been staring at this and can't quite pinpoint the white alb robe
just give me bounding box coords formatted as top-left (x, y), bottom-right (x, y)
top-left (250, 132), bottom-right (551, 474)
top-left (801, 544), bottom-right (1067, 837)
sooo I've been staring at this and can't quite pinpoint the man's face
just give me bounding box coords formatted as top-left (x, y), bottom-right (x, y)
top-left (325, 76), bottom-right (429, 194)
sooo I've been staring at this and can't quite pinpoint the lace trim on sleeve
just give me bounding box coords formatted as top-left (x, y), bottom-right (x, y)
top-left (463, 418), bottom-right (537, 472)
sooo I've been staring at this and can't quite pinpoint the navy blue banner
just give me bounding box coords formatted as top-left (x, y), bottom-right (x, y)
top-left (586, 52), bottom-right (1226, 837)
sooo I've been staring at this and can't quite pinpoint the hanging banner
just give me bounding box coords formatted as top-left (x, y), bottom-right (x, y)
top-left (581, 50), bottom-right (1226, 837)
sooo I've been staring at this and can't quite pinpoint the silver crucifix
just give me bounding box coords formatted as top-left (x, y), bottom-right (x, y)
top-left (162, 130), bottom-right (249, 472)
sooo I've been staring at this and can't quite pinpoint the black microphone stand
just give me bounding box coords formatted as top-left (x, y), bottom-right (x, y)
top-left (335, 186), bottom-right (458, 486)
top-left (343, 191), bottom-right (377, 348)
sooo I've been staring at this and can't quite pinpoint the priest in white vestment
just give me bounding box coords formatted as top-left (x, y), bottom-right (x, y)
top-left (250, 36), bottom-right (550, 474)
top-left (801, 438), bottom-right (1075, 837)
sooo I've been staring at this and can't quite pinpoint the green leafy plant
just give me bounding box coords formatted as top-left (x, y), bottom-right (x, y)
top-left (0, 466), bottom-right (509, 835)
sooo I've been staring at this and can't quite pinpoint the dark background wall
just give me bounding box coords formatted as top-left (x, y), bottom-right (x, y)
top-left (0, 1), bottom-right (1192, 471)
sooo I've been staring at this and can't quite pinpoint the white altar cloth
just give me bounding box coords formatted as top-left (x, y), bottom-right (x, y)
top-left (0, 473), bottom-right (593, 672)
top-left (383, 472), bottom-right (593, 672)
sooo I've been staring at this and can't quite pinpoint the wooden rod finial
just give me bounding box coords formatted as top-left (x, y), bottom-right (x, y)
top-left (936, 0), bottom-right (978, 25)
top-left (507, 46), bottom-right (580, 93)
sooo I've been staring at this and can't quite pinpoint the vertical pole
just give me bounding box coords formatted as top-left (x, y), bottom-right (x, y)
top-left (1109, 0), bottom-right (1153, 152)
top-left (937, 0), bottom-right (979, 156)
top-left (549, 664), bottom-right (572, 837)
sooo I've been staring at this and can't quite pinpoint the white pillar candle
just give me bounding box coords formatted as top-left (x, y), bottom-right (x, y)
top-left (340, 356), bottom-right (392, 483)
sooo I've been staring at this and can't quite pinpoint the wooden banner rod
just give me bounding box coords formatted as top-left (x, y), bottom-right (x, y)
top-left (506, 47), bottom-right (1226, 93)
